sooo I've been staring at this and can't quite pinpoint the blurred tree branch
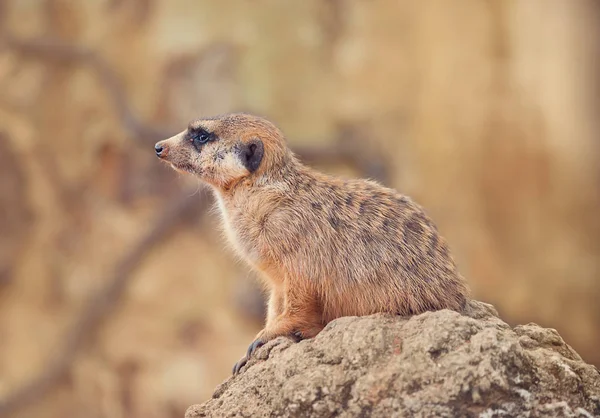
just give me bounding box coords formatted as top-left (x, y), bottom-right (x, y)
top-left (2, 33), bottom-right (174, 142)
top-left (0, 189), bottom-right (208, 417)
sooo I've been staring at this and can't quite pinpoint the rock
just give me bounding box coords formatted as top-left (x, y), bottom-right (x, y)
top-left (185, 301), bottom-right (600, 417)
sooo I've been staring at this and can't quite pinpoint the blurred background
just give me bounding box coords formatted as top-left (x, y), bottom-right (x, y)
top-left (1, 1), bottom-right (599, 417)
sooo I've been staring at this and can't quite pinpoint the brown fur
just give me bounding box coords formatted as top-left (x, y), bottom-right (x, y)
top-left (155, 113), bottom-right (469, 373)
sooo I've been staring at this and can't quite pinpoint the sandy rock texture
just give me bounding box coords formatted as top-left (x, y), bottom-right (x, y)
top-left (186, 301), bottom-right (600, 418)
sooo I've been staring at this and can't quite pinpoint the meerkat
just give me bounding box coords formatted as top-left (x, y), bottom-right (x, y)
top-left (154, 113), bottom-right (469, 374)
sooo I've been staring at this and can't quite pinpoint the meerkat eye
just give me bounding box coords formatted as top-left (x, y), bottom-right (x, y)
top-left (190, 129), bottom-right (211, 147)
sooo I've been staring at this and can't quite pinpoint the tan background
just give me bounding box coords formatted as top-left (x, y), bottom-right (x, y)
top-left (1, 1), bottom-right (599, 417)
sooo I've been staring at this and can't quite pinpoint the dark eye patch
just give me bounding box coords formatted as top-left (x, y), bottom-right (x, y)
top-left (188, 127), bottom-right (215, 149)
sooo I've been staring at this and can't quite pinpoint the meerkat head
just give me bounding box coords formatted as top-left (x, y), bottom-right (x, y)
top-left (154, 113), bottom-right (290, 189)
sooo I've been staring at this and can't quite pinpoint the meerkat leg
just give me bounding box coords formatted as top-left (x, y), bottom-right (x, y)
top-left (233, 286), bottom-right (286, 375)
top-left (258, 280), bottom-right (324, 341)
top-left (233, 281), bottom-right (324, 374)
top-left (266, 284), bottom-right (284, 328)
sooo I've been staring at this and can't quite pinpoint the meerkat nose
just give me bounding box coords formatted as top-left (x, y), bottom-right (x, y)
top-left (155, 142), bottom-right (166, 158)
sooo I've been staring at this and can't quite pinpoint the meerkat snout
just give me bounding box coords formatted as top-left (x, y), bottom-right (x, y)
top-left (154, 142), bottom-right (167, 158)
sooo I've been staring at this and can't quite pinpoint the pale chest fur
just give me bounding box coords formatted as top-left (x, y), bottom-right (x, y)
top-left (213, 189), bottom-right (277, 270)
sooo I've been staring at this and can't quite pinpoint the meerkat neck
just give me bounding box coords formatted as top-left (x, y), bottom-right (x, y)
top-left (213, 150), bottom-right (301, 201)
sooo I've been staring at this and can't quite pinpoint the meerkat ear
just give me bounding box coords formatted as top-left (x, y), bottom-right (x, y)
top-left (241, 138), bottom-right (264, 172)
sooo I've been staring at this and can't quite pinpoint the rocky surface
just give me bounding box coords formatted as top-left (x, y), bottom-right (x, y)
top-left (186, 301), bottom-right (600, 417)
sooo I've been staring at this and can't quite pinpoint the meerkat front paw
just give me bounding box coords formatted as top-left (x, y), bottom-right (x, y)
top-left (232, 333), bottom-right (268, 375)
top-left (292, 324), bottom-right (324, 340)
top-left (246, 337), bottom-right (266, 358)
top-left (231, 320), bottom-right (325, 375)
top-left (232, 356), bottom-right (248, 375)
top-left (232, 330), bottom-right (293, 375)
top-left (232, 338), bottom-right (269, 375)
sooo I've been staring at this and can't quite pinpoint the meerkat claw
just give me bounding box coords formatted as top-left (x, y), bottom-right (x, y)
top-left (232, 339), bottom-right (265, 375)
top-left (247, 338), bottom-right (265, 358)
top-left (232, 357), bottom-right (248, 375)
